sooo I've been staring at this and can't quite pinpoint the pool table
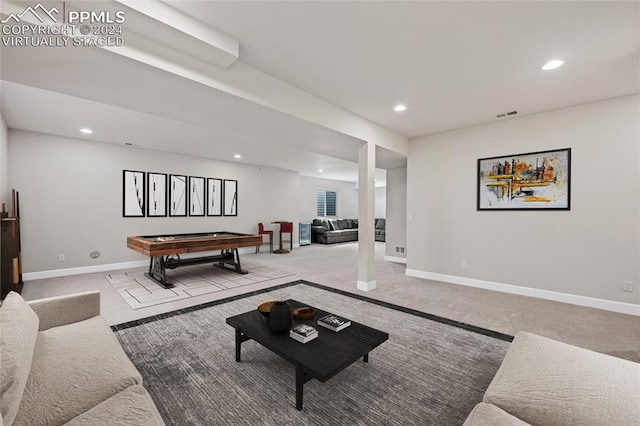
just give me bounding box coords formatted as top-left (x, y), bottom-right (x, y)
top-left (127, 232), bottom-right (262, 287)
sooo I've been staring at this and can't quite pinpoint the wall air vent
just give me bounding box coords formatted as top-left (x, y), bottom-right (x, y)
top-left (496, 110), bottom-right (518, 119)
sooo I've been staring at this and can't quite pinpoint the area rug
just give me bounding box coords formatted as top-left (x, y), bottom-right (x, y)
top-left (113, 281), bottom-right (511, 425)
top-left (105, 263), bottom-right (295, 309)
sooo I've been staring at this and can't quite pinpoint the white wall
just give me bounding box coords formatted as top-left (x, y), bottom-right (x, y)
top-left (375, 186), bottom-right (386, 218)
top-left (0, 113), bottom-right (8, 203)
top-left (407, 95), bottom-right (639, 306)
top-left (9, 130), bottom-right (299, 273)
top-left (298, 175), bottom-right (357, 222)
top-left (385, 167), bottom-right (407, 259)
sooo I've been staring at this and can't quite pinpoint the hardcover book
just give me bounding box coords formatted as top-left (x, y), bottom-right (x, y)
top-left (317, 314), bottom-right (351, 332)
top-left (289, 324), bottom-right (318, 343)
top-left (291, 324), bottom-right (317, 337)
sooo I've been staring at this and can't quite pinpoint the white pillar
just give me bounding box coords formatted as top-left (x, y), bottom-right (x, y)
top-left (357, 142), bottom-right (376, 291)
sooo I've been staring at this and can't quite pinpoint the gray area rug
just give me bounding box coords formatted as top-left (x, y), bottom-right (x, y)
top-left (114, 283), bottom-right (510, 425)
top-left (105, 263), bottom-right (294, 309)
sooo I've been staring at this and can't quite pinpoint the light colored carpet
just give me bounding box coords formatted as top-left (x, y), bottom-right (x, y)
top-left (113, 282), bottom-right (510, 425)
top-left (105, 263), bottom-right (295, 309)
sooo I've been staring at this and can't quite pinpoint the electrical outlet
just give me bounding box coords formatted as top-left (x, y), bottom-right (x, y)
top-left (461, 261), bottom-right (468, 270)
top-left (622, 281), bottom-right (633, 292)
top-left (399, 247), bottom-right (405, 254)
top-left (58, 254), bottom-right (65, 262)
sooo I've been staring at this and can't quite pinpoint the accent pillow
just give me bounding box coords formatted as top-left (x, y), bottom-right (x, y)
top-left (352, 219), bottom-right (358, 228)
top-left (327, 219), bottom-right (339, 231)
top-left (0, 292), bottom-right (40, 425)
top-left (337, 219), bottom-right (349, 230)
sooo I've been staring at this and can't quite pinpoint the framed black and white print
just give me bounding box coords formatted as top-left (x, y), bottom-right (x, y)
top-left (169, 174), bottom-right (187, 216)
top-left (223, 179), bottom-right (238, 216)
top-left (123, 170), bottom-right (145, 217)
top-left (207, 178), bottom-right (222, 216)
top-left (147, 172), bottom-right (167, 217)
top-left (189, 176), bottom-right (206, 216)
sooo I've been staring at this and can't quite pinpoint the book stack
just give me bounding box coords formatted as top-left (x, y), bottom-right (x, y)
top-left (317, 314), bottom-right (351, 332)
top-left (289, 324), bottom-right (318, 344)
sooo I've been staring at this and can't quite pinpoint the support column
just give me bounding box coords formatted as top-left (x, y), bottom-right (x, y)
top-left (357, 142), bottom-right (376, 291)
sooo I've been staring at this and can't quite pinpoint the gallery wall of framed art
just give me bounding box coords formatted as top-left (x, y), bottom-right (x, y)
top-left (123, 170), bottom-right (239, 218)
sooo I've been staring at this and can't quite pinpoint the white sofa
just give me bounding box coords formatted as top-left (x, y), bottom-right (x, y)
top-left (464, 331), bottom-right (640, 425)
top-left (0, 291), bottom-right (164, 426)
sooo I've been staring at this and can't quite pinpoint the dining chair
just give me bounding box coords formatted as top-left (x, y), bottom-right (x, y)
top-left (257, 222), bottom-right (273, 253)
top-left (279, 221), bottom-right (294, 251)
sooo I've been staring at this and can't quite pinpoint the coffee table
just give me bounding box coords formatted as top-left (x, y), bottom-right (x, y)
top-left (225, 299), bottom-right (389, 410)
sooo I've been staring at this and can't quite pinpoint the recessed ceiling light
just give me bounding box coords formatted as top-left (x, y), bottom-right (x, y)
top-left (80, 128), bottom-right (93, 134)
top-left (393, 104), bottom-right (407, 112)
top-left (542, 60), bottom-right (564, 71)
top-left (234, 154), bottom-right (242, 159)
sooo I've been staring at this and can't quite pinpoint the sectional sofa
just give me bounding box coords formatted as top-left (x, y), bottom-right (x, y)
top-left (464, 331), bottom-right (640, 425)
top-left (0, 291), bottom-right (164, 426)
top-left (311, 217), bottom-right (386, 243)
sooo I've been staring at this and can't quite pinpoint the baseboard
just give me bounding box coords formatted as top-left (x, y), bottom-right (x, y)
top-left (384, 255), bottom-right (407, 264)
top-left (405, 269), bottom-right (640, 317)
top-left (23, 246), bottom-right (278, 281)
top-left (24, 260), bottom-right (149, 281)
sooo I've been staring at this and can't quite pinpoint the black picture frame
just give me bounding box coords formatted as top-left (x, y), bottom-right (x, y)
top-left (477, 148), bottom-right (571, 210)
top-left (123, 170), bottom-right (145, 217)
top-left (147, 172), bottom-right (167, 217)
top-left (189, 176), bottom-right (206, 216)
top-left (223, 179), bottom-right (238, 216)
top-left (207, 178), bottom-right (222, 216)
top-left (169, 174), bottom-right (188, 217)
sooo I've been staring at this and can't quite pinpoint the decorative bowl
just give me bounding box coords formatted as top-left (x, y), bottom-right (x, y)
top-left (258, 301), bottom-right (278, 317)
top-left (292, 306), bottom-right (315, 320)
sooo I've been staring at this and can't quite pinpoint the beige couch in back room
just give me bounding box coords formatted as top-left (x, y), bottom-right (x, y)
top-left (464, 331), bottom-right (640, 425)
top-left (0, 291), bottom-right (164, 426)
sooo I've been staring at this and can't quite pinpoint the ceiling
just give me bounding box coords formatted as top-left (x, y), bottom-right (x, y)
top-left (1, 1), bottom-right (638, 184)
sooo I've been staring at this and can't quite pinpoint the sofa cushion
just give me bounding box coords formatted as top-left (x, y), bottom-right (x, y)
top-left (463, 403), bottom-right (530, 425)
top-left (65, 385), bottom-right (164, 426)
top-left (337, 219), bottom-right (350, 230)
top-left (484, 331), bottom-right (640, 426)
top-left (327, 219), bottom-right (339, 231)
top-left (0, 292), bottom-right (40, 426)
top-left (14, 316), bottom-right (143, 426)
top-left (312, 218), bottom-right (329, 230)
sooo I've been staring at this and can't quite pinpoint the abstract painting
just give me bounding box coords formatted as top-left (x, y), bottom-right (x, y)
top-left (123, 170), bottom-right (145, 217)
top-left (169, 174), bottom-right (187, 216)
top-left (223, 179), bottom-right (238, 216)
top-left (477, 148), bottom-right (571, 210)
top-left (147, 172), bottom-right (167, 217)
top-left (207, 178), bottom-right (222, 216)
top-left (189, 176), bottom-right (206, 216)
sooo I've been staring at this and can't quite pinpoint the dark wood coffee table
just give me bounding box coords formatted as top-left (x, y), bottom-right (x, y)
top-left (226, 299), bottom-right (389, 410)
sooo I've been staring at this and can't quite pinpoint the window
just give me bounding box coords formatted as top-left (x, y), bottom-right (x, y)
top-left (317, 190), bottom-right (336, 216)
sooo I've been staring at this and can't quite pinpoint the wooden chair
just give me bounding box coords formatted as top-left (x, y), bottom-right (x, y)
top-left (256, 222), bottom-right (273, 253)
top-left (279, 221), bottom-right (294, 251)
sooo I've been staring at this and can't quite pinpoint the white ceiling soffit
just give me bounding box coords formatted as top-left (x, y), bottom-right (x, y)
top-left (113, 0), bottom-right (239, 68)
top-left (0, 0), bottom-right (407, 157)
top-left (1, 80), bottom-right (395, 184)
